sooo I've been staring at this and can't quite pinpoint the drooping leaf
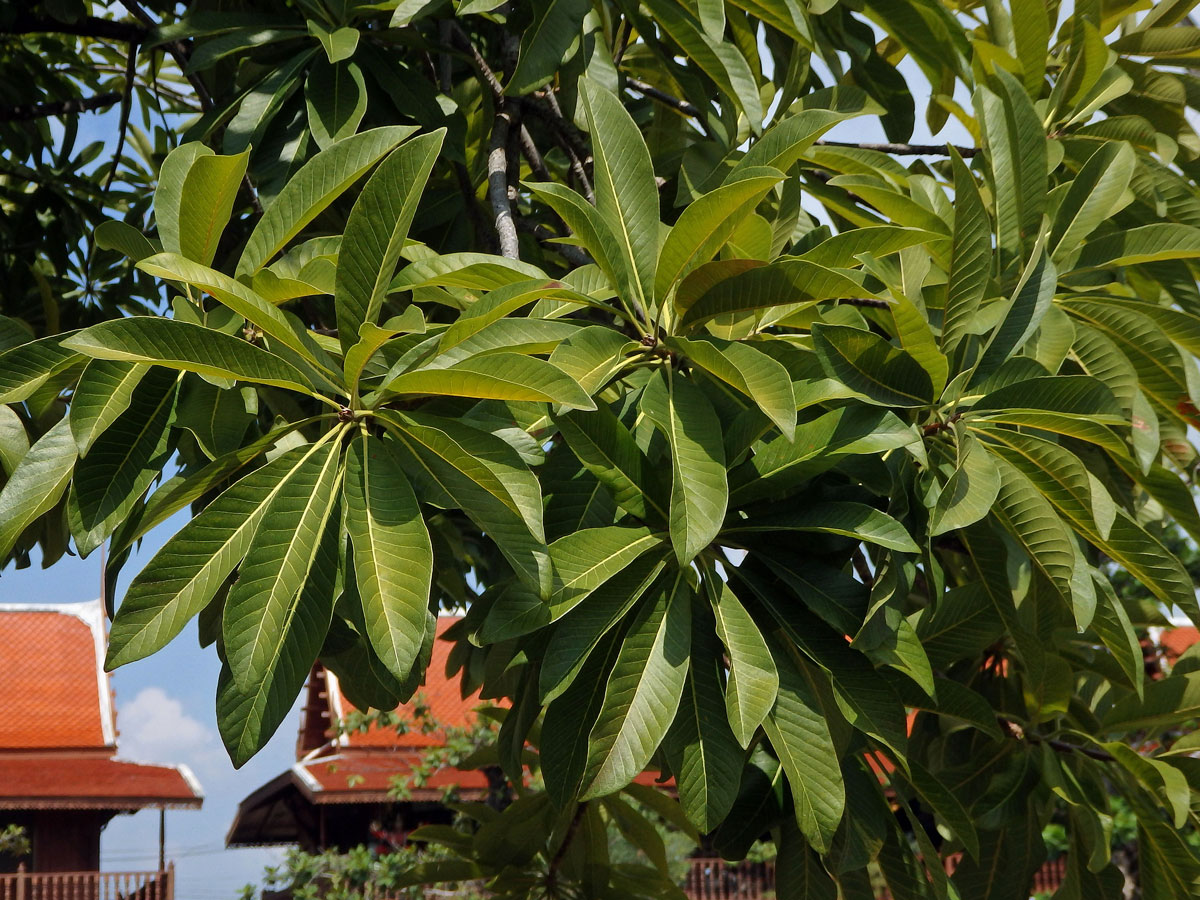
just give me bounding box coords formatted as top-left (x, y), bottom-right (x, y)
top-left (640, 370), bottom-right (728, 565)
top-left (0, 419), bottom-right (77, 559)
top-left (581, 572), bottom-right (692, 799)
top-left (344, 433), bottom-right (433, 682)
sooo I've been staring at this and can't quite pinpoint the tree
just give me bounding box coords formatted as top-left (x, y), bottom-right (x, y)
top-left (5, 0), bottom-right (1200, 896)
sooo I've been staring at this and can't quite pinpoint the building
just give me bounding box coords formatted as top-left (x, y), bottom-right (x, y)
top-left (0, 600), bottom-right (202, 896)
top-left (227, 617), bottom-right (490, 850)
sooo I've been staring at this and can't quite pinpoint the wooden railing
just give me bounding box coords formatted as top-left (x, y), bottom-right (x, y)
top-left (685, 855), bottom-right (1070, 900)
top-left (683, 859), bottom-right (775, 899)
top-left (0, 865), bottom-right (173, 900)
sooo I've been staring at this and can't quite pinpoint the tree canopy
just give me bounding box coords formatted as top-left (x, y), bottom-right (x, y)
top-left (6, 0), bottom-right (1200, 896)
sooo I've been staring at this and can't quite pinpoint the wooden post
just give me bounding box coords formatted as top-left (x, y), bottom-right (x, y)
top-left (166, 862), bottom-right (175, 900)
top-left (14, 863), bottom-right (23, 900)
top-left (158, 807), bottom-right (166, 872)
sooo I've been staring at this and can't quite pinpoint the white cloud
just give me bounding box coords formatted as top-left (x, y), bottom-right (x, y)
top-left (117, 687), bottom-right (221, 775)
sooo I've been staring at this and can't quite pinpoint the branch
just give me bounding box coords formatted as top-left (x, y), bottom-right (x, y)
top-left (0, 13), bottom-right (148, 43)
top-left (624, 79), bottom-right (982, 158)
top-left (488, 110), bottom-right (520, 259)
top-left (838, 297), bottom-right (891, 309)
top-left (0, 92), bottom-right (122, 122)
top-left (626, 77), bottom-right (701, 117)
top-left (524, 91), bottom-right (594, 203)
top-left (815, 139), bottom-right (979, 158)
top-left (1001, 720), bottom-right (1116, 762)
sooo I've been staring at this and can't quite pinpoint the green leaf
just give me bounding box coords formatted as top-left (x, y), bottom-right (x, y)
top-left (106, 444), bottom-right (317, 669)
top-left (1073, 223), bottom-right (1200, 270)
top-left (579, 79), bottom-right (659, 316)
top-left (655, 170), bottom-right (784, 304)
top-left (677, 260), bottom-right (868, 329)
top-left (507, 0), bottom-right (590, 95)
top-left (763, 643), bottom-right (845, 854)
top-left (0, 407), bottom-right (28, 476)
top-left (540, 554), bottom-right (667, 702)
top-left (62, 318), bottom-right (317, 395)
top-left (794, 225), bottom-right (943, 268)
top-left (175, 379), bottom-right (256, 460)
top-left (380, 411), bottom-right (550, 594)
top-left (730, 406), bottom-right (920, 505)
top-left (929, 437), bottom-right (1001, 536)
top-left (548, 525), bottom-right (666, 619)
top-left (988, 455), bottom-right (1086, 625)
top-left (223, 435), bottom-right (342, 692)
top-left (1048, 142), bottom-right (1136, 264)
top-left (335, 131), bottom-right (444, 355)
top-left (775, 817), bottom-right (837, 900)
top-left (217, 502), bottom-right (338, 766)
top-left (0, 334), bottom-right (81, 404)
top-left (305, 59), bottom-right (368, 150)
top-left (69, 360), bottom-right (148, 455)
top-left (380, 352), bottom-right (594, 409)
top-left (941, 151), bottom-right (992, 352)
top-left (664, 618), bottom-right (743, 832)
top-left (176, 149), bottom-right (250, 266)
top-left (344, 433), bottom-right (432, 682)
top-left (811, 323), bottom-right (934, 407)
top-left (553, 406), bottom-right (668, 523)
top-left (729, 501), bottom-right (919, 553)
top-left (547, 326), bottom-right (636, 396)
top-left (237, 126), bottom-right (416, 276)
top-left (0, 418), bottom-right (77, 559)
top-left (94, 220), bottom-right (157, 262)
top-left (155, 142), bottom-right (212, 257)
top-left (307, 20), bottom-right (358, 63)
top-left (69, 367), bottom-right (179, 557)
top-left (542, 628), bottom-right (622, 807)
top-left (646, 0), bottom-right (764, 127)
top-left (1103, 671), bottom-right (1200, 733)
top-left (668, 336), bottom-right (796, 439)
top-left (136, 254), bottom-right (333, 375)
top-left (580, 571), bottom-right (691, 799)
top-left (969, 375), bottom-right (1120, 421)
top-left (640, 370), bottom-right (728, 565)
top-left (709, 579), bottom-right (778, 747)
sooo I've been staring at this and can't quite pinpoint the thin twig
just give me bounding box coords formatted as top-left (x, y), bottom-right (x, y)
top-left (515, 219), bottom-right (590, 268)
top-left (625, 77), bottom-right (982, 158)
top-left (102, 40), bottom-right (139, 194)
top-left (0, 93), bottom-right (122, 121)
top-left (529, 90), bottom-right (594, 202)
top-left (546, 802), bottom-right (587, 891)
top-left (626, 77), bottom-right (701, 117)
top-left (815, 139), bottom-right (979, 158)
top-left (613, 18), bottom-right (634, 67)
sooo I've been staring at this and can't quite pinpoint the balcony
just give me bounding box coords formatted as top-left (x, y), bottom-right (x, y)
top-left (0, 865), bottom-right (173, 900)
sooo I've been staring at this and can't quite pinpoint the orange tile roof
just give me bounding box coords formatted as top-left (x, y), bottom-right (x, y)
top-left (1162, 626), bottom-right (1200, 661)
top-left (0, 602), bottom-right (113, 750)
top-left (331, 617), bottom-right (489, 750)
top-left (0, 757), bottom-right (202, 809)
top-left (0, 600), bottom-right (202, 809)
top-left (296, 750), bottom-right (490, 803)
